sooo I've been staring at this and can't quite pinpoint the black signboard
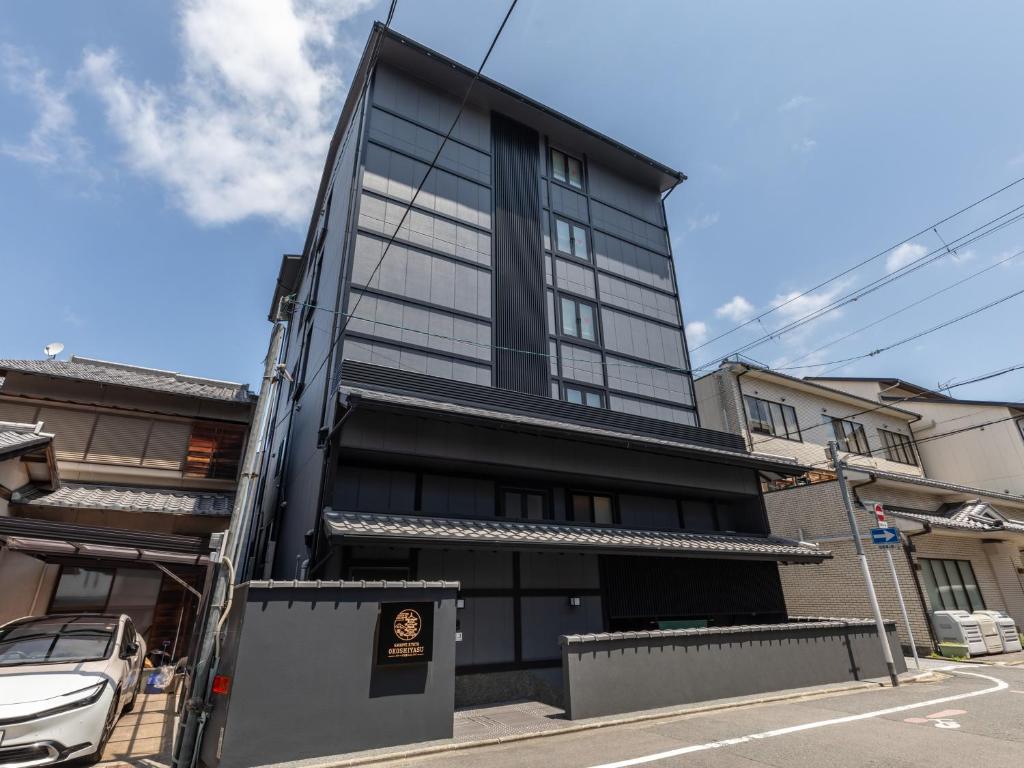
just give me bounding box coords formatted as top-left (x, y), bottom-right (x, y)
top-left (376, 601), bottom-right (434, 665)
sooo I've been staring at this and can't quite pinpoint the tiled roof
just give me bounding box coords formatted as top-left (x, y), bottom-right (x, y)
top-left (867, 468), bottom-right (1024, 506)
top-left (0, 356), bottom-right (252, 403)
top-left (17, 483), bottom-right (234, 517)
top-left (888, 501), bottom-right (1024, 535)
top-left (324, 511), bottom-right (829, 562)
top-left (0, 421), bottom-right (53, 459)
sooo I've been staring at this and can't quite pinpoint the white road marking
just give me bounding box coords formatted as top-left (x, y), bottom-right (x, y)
top-left (588, 668), bottom-right (1008, 768)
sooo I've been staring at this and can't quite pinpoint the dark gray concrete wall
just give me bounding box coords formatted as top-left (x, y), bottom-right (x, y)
top-left (204, 581), bottom-right (457, 767)
top-left (560, 619), bottom-right (906, 720)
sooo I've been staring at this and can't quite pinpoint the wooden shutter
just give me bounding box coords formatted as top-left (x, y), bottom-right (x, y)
top-left (142, 421), bottom-right (191, 471)
top-left (36, 407), bottom-right (97, 462)
top-left (0, 400), bottom-right (40, 425)
top-left (86, 414), bottom-right (149, 465)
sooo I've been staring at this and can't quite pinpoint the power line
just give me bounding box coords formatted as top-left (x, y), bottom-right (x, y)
top-left (748, 360), bottom-right (1024, 449)
top-left (690, 174), bottom-right (1024, 353)
top-left (693, 204), bottom-right (1024, 370)
top-left (292, 0), bottom-right (524, 423)
top-left (776, 247), bottom-right (1024, 369)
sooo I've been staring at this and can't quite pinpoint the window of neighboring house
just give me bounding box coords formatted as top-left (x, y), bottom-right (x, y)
top-left (920, 558), bottom-right (985, 612)
top-left (500, 488), bottom-right (547, 520)
top-left (564, 384), bottom-right (603, 408)
top-left (743, 396), bottom-right (801, 441)
top-left (560, 296), bottom-right (597, 342)
top-left (554, 217), bottom-right (589, 261)
top-left (828, 417), bottom-right (870, 455)
top-left (570, 492), bottom-right (615, 525)
top-left (184, 421), bottom-right (247, 480)
top-left (879, 429), bottom-right (918, 465)
top-left (551, 149), bottom-right (584, 189)
top-left (49, 566), bottom-right (114, 614)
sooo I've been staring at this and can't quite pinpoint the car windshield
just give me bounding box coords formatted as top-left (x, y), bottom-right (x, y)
top-left (0, 617), bottom-right (117, 666)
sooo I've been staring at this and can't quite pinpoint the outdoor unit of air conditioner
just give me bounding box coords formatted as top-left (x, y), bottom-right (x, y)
top-left (931, 610), bottom-right (988, 656)
top-left (971, 611), bottom-right (1005, 654)
top-left (973, 611), bottom-right (1023, 653)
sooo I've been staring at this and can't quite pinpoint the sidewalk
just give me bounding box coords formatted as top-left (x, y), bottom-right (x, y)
top-left (264, 669), bottom-right (929, 768)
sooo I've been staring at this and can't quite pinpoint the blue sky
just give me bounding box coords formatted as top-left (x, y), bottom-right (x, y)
top-left (2, 1), bottom-right (1023, 401)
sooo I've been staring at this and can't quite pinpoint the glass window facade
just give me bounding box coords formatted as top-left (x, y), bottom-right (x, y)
top-left (879, 429), bottom-right (918, 465)
top-left (744, 396), bottom-right (800, 440)
top-left (921, 558), bottom-right (985, 612)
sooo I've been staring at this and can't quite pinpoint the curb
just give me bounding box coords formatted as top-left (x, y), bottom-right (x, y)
top-left (286, 680), bottom-right (883, 768)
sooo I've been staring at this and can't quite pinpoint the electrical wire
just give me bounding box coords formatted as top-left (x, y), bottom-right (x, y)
top-left (690, 173), bottom-right (1024, 353)
top-left (286, 0), bottom-right (520, 430)
top-left (693, 204), bottom-right (1024, 370)
top-left (776, 247), bottom-right (1024, 369)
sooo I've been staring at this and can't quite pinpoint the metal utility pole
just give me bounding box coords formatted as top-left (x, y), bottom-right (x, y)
top-left (173, 323), bottom-right (285, 767)
top-left (868, 502), bottom-right (920, 670)
top-left (829, 441), bottom-right (900, 687)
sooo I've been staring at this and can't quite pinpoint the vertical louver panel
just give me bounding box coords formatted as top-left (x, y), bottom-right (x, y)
top-left (86, 414), bottom-right (149, 466)
top-left (142, 421), bottom-right (191, 470)
top-left (492, 113), bottom-right (548, 396)
top-left (37, 407), bottom-right (97, 462)
top-left (0, 401), bottom-right (40, 425)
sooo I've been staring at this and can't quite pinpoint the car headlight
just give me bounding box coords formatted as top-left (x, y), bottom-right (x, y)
top-left (0, 682), bottom-right (107, 725)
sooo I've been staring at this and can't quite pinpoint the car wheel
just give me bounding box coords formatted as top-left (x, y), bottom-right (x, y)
top-left (86, 691), bottom-right (119, 765)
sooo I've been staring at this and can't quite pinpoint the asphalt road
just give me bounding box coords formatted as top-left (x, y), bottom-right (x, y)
top-left (388, 663), bottom-right (1024, 768)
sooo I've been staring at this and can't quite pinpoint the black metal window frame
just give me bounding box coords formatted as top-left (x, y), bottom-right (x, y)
top-left (552, 214), bottom-right (590, 261)
top-left (828, 416), bottom-right (870, 455)
top-left (558, 294), bottom-right (599, 344)
top-left (879, 429), bottom-right (918, 465)
top-left (567, 490), bottom-right (617, 525)
top-left (550, 147), bottom-right (585, 191)
top-left (563, 382), bottom-right (603, 408)
top-left (497, 486), bottom-right (551, 521)
top-left (743, 395), bottom-right (801, 441)
top-left (920, 557), bottom-right (985, 612)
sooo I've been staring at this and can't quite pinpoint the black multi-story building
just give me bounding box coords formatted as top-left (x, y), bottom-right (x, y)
top-left (254, 24), bottom-right (825, 704)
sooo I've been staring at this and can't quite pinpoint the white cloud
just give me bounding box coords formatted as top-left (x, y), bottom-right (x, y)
top-left (885, 241), bottom-right (927, 273)
top-left (779, 94), bottom-right (811, 112)
top-left (687, 212), bottom-right (719, 232)
top-left (82, 0), bottom-right (375, 226)
top-left (792, 137), bottom-right (817, 154)
top-left (685, 320), bottom-right (708, 346)
top-left (0, 45), bottom-right (96, 178)
top-left (770, 281), bottom-right (850, 322)
top-left (950, 248), bottom-right (975, 265)
top-left (715, 295), bottom-right (755, 323)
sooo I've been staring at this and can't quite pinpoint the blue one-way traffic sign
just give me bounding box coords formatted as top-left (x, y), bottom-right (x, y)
top-left (870, 527), bottom-right (900, 546)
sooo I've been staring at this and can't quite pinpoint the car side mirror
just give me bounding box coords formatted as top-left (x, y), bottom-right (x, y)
top-left (123, 641), bottom-right (140, 658)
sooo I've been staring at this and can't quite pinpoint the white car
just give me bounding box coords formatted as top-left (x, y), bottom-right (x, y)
top-left (0, 614), bottom-right (146, 766)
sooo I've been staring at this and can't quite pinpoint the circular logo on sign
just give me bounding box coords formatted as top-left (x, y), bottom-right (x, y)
top-left (393, 609), bottom-right (422, 641)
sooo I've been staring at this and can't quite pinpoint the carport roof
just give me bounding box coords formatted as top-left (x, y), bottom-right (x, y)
top-left (323, 511), bottom-right (829, 563)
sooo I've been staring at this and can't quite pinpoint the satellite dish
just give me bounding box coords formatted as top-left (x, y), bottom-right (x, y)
top-left (43, 342), bottom-right (64, 360)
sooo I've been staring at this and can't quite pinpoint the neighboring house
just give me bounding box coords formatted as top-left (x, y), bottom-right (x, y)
top-left (695, 361), bottom-right (1024, 652)
top-left (250, 24), bottom-right (827, 707)
top-left (0, 356), bottom-right (254, 660)
top-left (808, 377), bottom-right (1024, 497)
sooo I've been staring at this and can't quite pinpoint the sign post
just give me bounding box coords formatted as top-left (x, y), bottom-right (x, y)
top-left (866, 501), bottom-right (920, 670)
top-left (829, 442), bottom-right (900, 687)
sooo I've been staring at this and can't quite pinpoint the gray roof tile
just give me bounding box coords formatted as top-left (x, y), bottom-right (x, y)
top-left (0, 356), bottom-right (251, 403)
top-left (889, 501), bottom-right (1024, 535)
top-left (0, 421), bottom-right (53, 459)
top-left (324, 511), bottom-right (828, 561)
top-left (17, 483), bottom-right (234, 517)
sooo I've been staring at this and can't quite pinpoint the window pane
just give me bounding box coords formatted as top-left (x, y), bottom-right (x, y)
top-left (556, 218), bottom-right (572, 253)
top-left (565, 387), bottom-right (583, 405)
top-left (782, 405), bottom-right (800, 439)
top-left (769, 403), bottom-right (785, 438)
top-left (585, 392), bottom-right (602, 408)
top-left (921, 561), bottom-right (945, 611)
top-left (51, 567), bottom-right (114, 613)
top-left (593, 496), bottom-right (613, 524)
top-left (578, 304), bottom-right (595, 341)
top-left (571, 494), bottom-right (592, 523)
top-left (956, 561), bottom-right (985, 611)
top-left (526, 493), bottom-right (545, 520)
top-left (568, 157), bottom-right (583, 188)
top-left (853, 424), bottom-right (869, 454)
top-left (572, 225), bottom-right (588, 260)
top-left (561, 298), bottom-right (578, 336)
top-left (552, 150), bottom-right (566, 182)
top-left (504, 491), bottom-right (522, 517)
top-left (942, 560), bottom-right (970, 611)
top-left (745, 397), bottom-right (771, 434)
